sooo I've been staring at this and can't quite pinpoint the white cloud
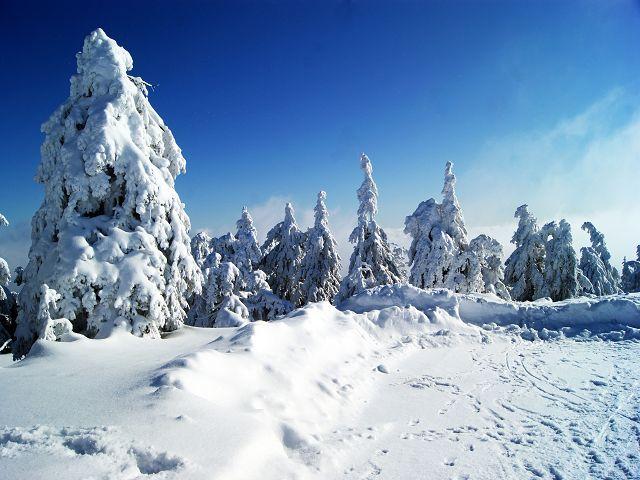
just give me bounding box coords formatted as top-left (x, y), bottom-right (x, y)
top-left (460, 88), bottom-right (640, 267)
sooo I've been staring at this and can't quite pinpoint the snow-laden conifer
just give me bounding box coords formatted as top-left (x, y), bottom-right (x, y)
top-left (405, 161), bottom-right (500, 295)
top-left (293, 191), bottom-right (341, 306)
top-left (540, 220), bottom-right (580, 301)
top-left (389, 243), bottom-right (409, 283)
top-left (621, 246), bottom-right (640, 293)
top-left (0, 213), bottom-right (17, 351)
top-left (187, 253), bottom-right (249, 327)
top-left (14, 29), bottom-right (201, 358)
top-left (504, 205), bottom-right (546, 301)
top-left (468, 235), bottom-right (511, 300)
top-left (234, 207), bottom-right (263, 290)
top-left (260, 203), bottom-right (305, 302)
top-left (191, 232), bottom-right (213, 269)
top-left (579, 222), bottom-right (620, 296)
top-left (337, 154), bottom-right (402, 303)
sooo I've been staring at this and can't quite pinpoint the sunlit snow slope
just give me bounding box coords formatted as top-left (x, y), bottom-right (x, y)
top-left (1, 286), bottom-right (639, 479)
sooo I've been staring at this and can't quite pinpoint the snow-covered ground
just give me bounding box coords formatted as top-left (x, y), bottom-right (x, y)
top-left (1, 286), bottom-right (639, 479)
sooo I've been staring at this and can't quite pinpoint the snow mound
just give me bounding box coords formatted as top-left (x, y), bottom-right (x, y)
top-left (340, 284), bottom-right (640, 339)
top-left (0, 425), bottom-right (186, 479)
top-left (151, 301), bottom-right (480, 476)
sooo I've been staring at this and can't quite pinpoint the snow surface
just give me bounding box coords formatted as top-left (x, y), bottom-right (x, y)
top-left (1, 286), bottom-right (639, 479)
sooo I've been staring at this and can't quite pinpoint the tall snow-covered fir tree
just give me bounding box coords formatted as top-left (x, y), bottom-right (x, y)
top-left (621, 246), bottom-right (640, 293)
top-left (336, 154), bottom-right (402, 303)
top-left (260, 203), bottom-right (305, 302)
top-left (293, 191), bottom-right (341, 306)
top-left (579, 222), bottom-right (620, 296)
top-left (233, 207), bottom-right (263, 291)
top-left (539, 220), bottom-right (581, 301)
top-left (404, 161), bottom-right (506, 296)
top-left (13, 29), bottom-right (201, 358)
top-left (504, 205), bottom-right (546, 301)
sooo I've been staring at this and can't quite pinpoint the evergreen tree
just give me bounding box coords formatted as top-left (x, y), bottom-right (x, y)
top-left (579, 222), bottom-right (620, 295)
top-left (293, 191), bottom-right (341, 306)
top-left (14, 29), bottom-right (201, 358)
top-left (191, 231), bottom-right (213, 269)
top-left (468, 235), bottom-right (511, 300)
top-left (504, 205), bottom-right (546, 301)
top-left (540, 220), bottom-right (580, 301)
top-left (404, 161), bottom-right (502, 295)
top-left (260, 203), bottom-right (305, 302)
top-left (186, 253), bottom-right (248, 328)
top-left (233, 207), bottom-right (263, 291)
top-left (621, 246), bottom-right (640, 293)
top-left (337, 153), bottom-right (401, 302)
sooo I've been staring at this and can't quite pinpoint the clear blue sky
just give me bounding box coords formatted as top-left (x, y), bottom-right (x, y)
top-left (1, 0), bottom-right (639, 269)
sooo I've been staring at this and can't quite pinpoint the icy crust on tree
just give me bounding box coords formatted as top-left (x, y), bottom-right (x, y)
top-left (339, 284), bottom-right (640, 338)
top-left (293, 191), bottom-right (342, 306)
top-left (504, 205), bottom-right (546, 301)
top-left (404, 162), bottom-right (509, 299)
top-left (622, 246), bottom-right (640, 293)
top-left (13, 29), bottom-right (201, 358)
top-left (579, 222), bottom-right (621, 296)
top-left (260, 203), bottom-right (305, 302)
top-left (337, 154), bottom-right (402, 303)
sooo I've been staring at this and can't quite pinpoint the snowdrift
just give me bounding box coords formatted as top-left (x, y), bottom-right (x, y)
top-left (340, 284), bottom-right (640, 339)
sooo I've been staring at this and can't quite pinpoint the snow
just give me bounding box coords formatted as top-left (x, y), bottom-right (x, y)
top-left (1, 286), bottom-right (639, 479)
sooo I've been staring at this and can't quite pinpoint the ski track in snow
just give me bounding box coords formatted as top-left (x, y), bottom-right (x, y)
top-left (332, 338), bottom-right (640, 480)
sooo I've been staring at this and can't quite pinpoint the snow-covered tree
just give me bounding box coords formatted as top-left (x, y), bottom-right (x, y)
top-left (404, 162), bottom-right (461, 291)
top-left (14, 29), bottom-right (201, 358)
top-left (337, 154), bottom-right (402, 303)
top-left (0, 212), bottom-right (18, 352)
top-left (210, 233), bottom-right (236, 263)
top-left (244, 289), bottom-right (293, 321)
top-left (35, 285), bottom-right (73, 342)
top-left (579, 222), bottom-right (620, 296)
top-left (504, 205), bottom-right (546, 301)
top-left (621, 246), bottom-right (640, 293)
top-left (468, 235), bottom-right (511, 300)
top-left (389, 243), bottom-right (409, 282)
top-left (540, 220), bottom-right (580, 301)
top-left (260, 203), bottom-right (305, 302)
top-left (233, 207), bottom-right (263, 290)
top-left (293, 191), bottom-right (342, 306)
top-left (191, 231), bottom-right (213, 269)
top-left (187, 253), bottom-right (249, 328)
top-left (404, 161), bottom-right (499, 295)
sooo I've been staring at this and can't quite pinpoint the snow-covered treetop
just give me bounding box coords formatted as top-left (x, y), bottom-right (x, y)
top-left (440, 161), bottom-right (467, 243)
top-left (511, 204), bottom-right (539, 246)
top-left (356, 153), bottom-right (378, 224)
top-left (0, 213), bottom-right (8, 227)
top-left (314, 191), bottom-right (329, 228)
top-left (233, 206), bottom-right (262, 286)
top-left (284, 202), bottom-right (296, 226)
top-left (581, 222), bottom-right (611, 263)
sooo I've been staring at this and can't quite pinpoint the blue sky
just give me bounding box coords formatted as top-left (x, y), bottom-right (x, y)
top-left (1, 0), bottom-right (639, 271)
